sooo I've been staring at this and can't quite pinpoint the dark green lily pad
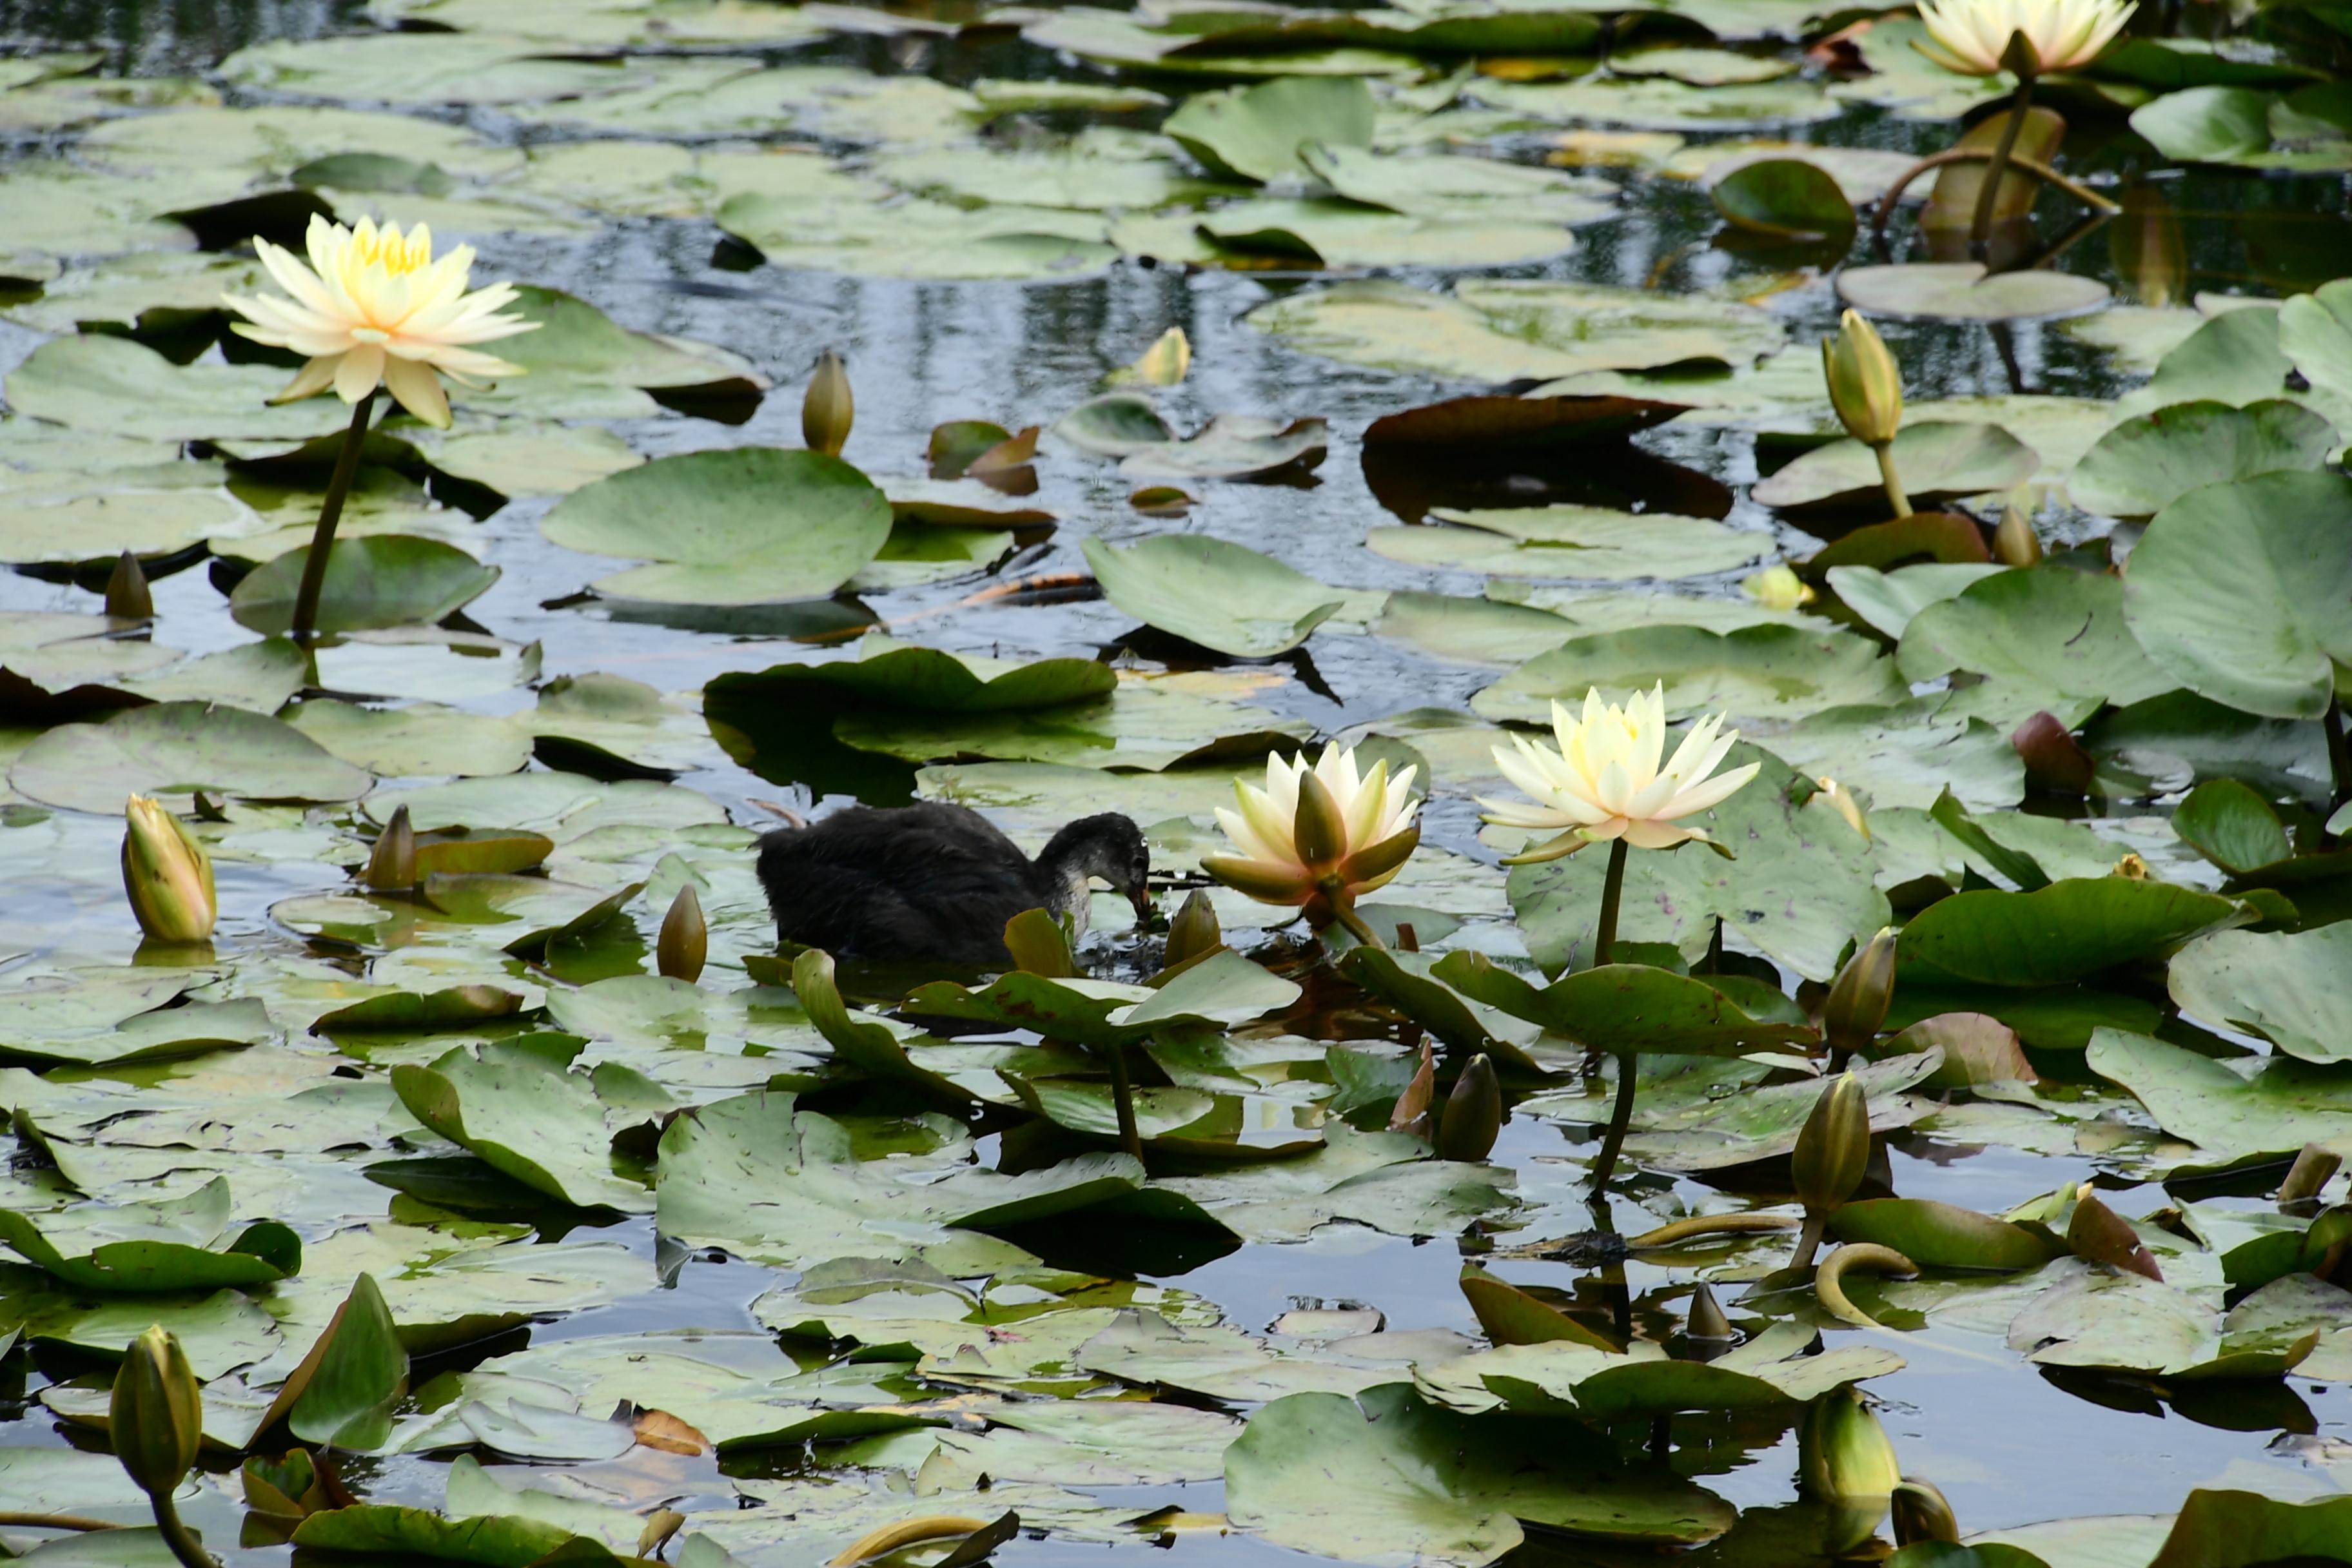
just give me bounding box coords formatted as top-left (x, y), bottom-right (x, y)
top-left (1711, 157), bottom-right (1855, 239)
top-left (230, 535), bottom-right (500, 636)
top-left (1433, 952), bottom-right (1816, 1057)
top-left (0, 1177), bottom-right (299, 1293)
top-left (1828, 1198), bottom-right (2060, 1271)
top-left (2067, 400), bottom-right (2340, 520)
top-left (1902, 879), bottom-right (2241, 987)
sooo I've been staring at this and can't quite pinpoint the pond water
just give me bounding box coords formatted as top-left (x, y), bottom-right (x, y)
top-left (1, 1), bottom-right (2350, 1565)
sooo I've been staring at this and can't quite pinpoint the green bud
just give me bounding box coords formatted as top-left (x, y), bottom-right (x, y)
top-left (1791, 1072), bottom-right (1870, 1215)
top-left (1798, 1387), bottom-right (1899, 1551)
top-left (802, 349), bottom-right (853, 457)
top-left (1685, 1280), bottom-right (1734, 1343)
top-left (1891, 1476), bottom-right (1959, 1545)
top-left (1821, 309), bottom-right (1902, 447)
top-left (111, 1324), bottom-right (201, 1498)
top-left (1823, 928), bottom-right (1897, 1061)
top-left (658, 883), bottom-right (707, 983)
top-left (363, 803), bottom-right (415, 892)
top-left (1162, 890), bottom-right (1223, 972)
top-left (1994, 496), bottom-right (2043, 565)
top-left (1436, 1054), bottom-right (1501, 1162)
top-left (122, 796), bottom-right (216, 944)
top-left (106, 549), bottom-right (153, 621)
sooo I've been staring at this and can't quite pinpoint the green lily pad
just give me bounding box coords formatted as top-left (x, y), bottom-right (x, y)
top-left (230, 535), bottom-right (500, 636)
top-left (391, 1039), bottom-right (654, 1213)
top-left (1752, 422), bottom-right (2039, 513)
top-left (2122, 470), bottom-right (2352, 721)
top-left (2168, 924), bottom-right (2352, 1063)
top-left (0, 472), bottom-right (264, 567)
top-left (1828, 1198), bottom-right (2060, 1271)
top-left (1896, 566), bottom-right (2179, 709)
top-left (2068, 400), bottom-right (2340, 519)
top-left (1750, 698), bottom-right (2022, 811)
top-left (1473, 622), bottom-right (1905, 725)
top-left (1471, 73), bottom-right (1838, 131)
top-left (1301, 144), bottom-right (1616, 224)
top-left (1055, 393), bottom-right (1177, 457)
top-left (2088, 1027), bottom-right (2352, 1159)
top-left (1119, 200), bottom-right (1581, 271)
top-left (1711, 157), bottom-right (1856, 239)
top-left (1434, 952), bottom-right (1814, 1057)
top-left (718, 190), bottom-right (1116, 282)
top-left (1416, 1320), bottom-right (1900, 1422)
top-left (1836, 264), bottom-right (2111, 322)
top-left (1116, 415), bottom-right (1329, 481)
top-left (1164, 75), bottom-right (1375, 182)
top-left (2277, 279), bottom-right (2352, 439)
top-left (1083, 535), bottom-right (1348, 658)
top-left (1827, 563), bottom-right (2008, 640)
top-left (1224, 1382), bottom-right (1735, 1562)
top-left (1901, 879), bottom-right (2241, 986)
top-left (10, 701), bottom-right (371, 814)
top-left (906, 951), bottom-right (1300, 1051)
top-left (0, 1176), bottom-right (298, 1292)
top-left (540, 448), bottom-right (892, 606)
top-left (2008, 1264), bottom-right (2317, 1379)
top-left (1368, 506), bottom-right (1768, 581)
top-left (3, 333), bottom-right (350, 444)
top-left (286, 699), bottom-right (536, 779)
top-left (1247, 279), bottom-right (1783, 382)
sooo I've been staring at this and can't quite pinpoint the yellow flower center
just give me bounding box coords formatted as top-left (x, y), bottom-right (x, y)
top-left (349, 223), bottom-right (433, 275)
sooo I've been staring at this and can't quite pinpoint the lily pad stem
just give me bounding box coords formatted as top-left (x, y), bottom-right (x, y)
top-left (1790, 1211), bottom-right (1828, 1274)
top-left (1627, 1211), bottom-right (1801, 1250)
top-left (150, 1490), bottom-right (220, 1568)
top-left (0, 1513), bottom-right (122, 1532)
top-left (1970, 69), bottom-right (2037, 258)
top-left (1594, 837), bottom-right (1628, 966)
top-left (1106, 1041), bottom-right (1143, 1162)
top-left (1872, 440), bottom-right (1912, 518)
top-left (1868, 148), bottom-right (2116, 236)
top-left (289, 389), bottom-right (380, 645)
top-left (1588, 1050), bottom-right (1637, 1192)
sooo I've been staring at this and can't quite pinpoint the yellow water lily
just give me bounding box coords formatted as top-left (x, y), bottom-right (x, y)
top-left (1481, 685), bottom-right (1760, 861)
top-left (1915, 0), bottom-right (2136, 75)
top-left (1203, 744), bottom-right (1419, 933)
top-left (121, 794), bottom-right (215, 944)
top-left (222, 214), bottom-right (537, 428)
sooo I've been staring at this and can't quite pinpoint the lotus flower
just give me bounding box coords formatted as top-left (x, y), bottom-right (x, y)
top-left (1914, 0), bottom-right (2136, 75)
top-left (1480, 685), bottom-right (1760, 861)
top-left (1203, 744), bottom-right (1419, 928)
top-left (222, 214), bottom-right (537, 428)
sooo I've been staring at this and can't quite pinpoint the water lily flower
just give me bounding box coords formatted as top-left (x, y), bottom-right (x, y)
top-left (222, 214), bottom-right (537, 429)
top-left (1480, 685), bottom-right (1760, 863)
top-left (1204, 744), bottom-right (1419, 936)
top-left (1915, 0), bottom-right (2135, 76)
top-left (122, 795), bottom-right (216, 944)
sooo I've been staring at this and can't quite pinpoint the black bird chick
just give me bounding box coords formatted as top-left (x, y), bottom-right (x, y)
top-left (756, 803), bottom-right (1151, 966)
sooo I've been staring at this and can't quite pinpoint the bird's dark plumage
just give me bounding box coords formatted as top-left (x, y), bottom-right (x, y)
top-left (757, 803), bottom-right (1150, 966)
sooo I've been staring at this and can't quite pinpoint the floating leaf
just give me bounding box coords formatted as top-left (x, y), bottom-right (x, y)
top-left (0, 1177), bottom-right (299, 1293)
top-left (230, 535), bottom-right (500, 636)
top-left (1163, 75), bottom-right (1375, 182)
top-left (1368, 506), bottom-right (1767, 581)
top-left (2067, 400), bottom-right (2340, 520)
top-left (1473, 623), bottom-right (1905, 725)
top-left (391, 1040), bottom-right (654, 1213)
top-left (2168, 925), bottom-right (2352, 1064)
top-left (1711, 157), bottom-right (1856, 239)
top-left (10, 701), bottom-right (371, 814)
top-left (1836, 263), bottom-right (2110, 322)
top-left (1084, 536), bottom-right (1348, 658)
top-left (1752, 422), bottom-right (2038, 513)
top-left (1900, 879), bottom-right (2241, 986)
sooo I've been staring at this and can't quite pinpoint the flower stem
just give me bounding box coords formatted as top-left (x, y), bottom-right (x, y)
top-left (2325, 696), bottom-right (2351, 826)
top-left (1588, 1050), bottom-right (1637, 1192)
top-left (289, 389), bottom-right (380, 645)
top-left (1874, 440), bottom-right (1913, 518)
top-left (1790, 1210), bottom-right (1828, 1274)
top-left (1327, 893), bottom-right (1387, 952)
top-left (149, 1491), bottom-right (219, 1568)
top-left (0, 1513), bottom-right (124, 1531)
top-left (1970, 72), bottom-right (2037, 259)
top-left (1106, 1041), bottom-right (1142, 1161)
top-left (1594, 837), bottom-right (1629, 966)
top-left (1867, 148), bottom-right (2115, 236)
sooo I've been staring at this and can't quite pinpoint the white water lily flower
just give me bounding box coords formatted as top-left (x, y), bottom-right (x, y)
top-left (222, 214), bottom-right (537, 429)
top-left (1480, 685), bottom-right (1760, 857)
top-left (1915, 0), bottom-right (2136, 75)
top-left (1204, 744), bottom-right (1420, 925)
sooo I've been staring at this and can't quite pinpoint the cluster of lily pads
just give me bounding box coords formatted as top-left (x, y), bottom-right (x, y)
top-left (1, 0), bottom-right (2352, 1565)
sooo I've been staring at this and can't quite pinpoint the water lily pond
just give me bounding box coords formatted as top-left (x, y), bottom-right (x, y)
top-left (3, 0), bottom-right (2352, 1563)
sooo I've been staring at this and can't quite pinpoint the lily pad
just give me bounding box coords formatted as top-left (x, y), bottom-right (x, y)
top-left (391, 1039), bottom-right (654, 1213)
top-left (1836, 264), bottom-right (2111, 322)
top-left (10, 701), bottom-right (372, 814)
top-left (540, 447), bottom-right (892, 607)
top-left (1473, 622), bottom-right (1905, 725)
top-left (1083, 535), bottom-right (1348, 658)
top-left (0, 1176), bottom-right (299, 1293)
top-left (1901, 879), bottom-right (2241, 987)
top-left (2068, 400), bottom-right (2340, 519)
top-left (1435, 952), bottom-right (1815, 1057)
top-left (1416, 1320), bottom-right (1901, 1422)
top-left (1752, 422), bottom-right (2039, 513)
top-left (2122, 470), bottom-right (2352, 721)
top-left (1226, 1382), bottom-right (1733, 1563)
top-left (230, 535), bottom-right (500, 636)
top-left (1711, 157), bottom-right (1856, 239)
top-left (1896, 566), bottom-right (2179, 709)
top-left (1117, 416), bottom-right (1329, 481)
top-left (2168, 924), bottom-right (2352, 1063)
top-left (1164, 75), bottom-right (1375, 182)
top-left (1368, 506), bottom-right (1767, 581)
top-left (2089, 1028), bottom-right (2352, 1159)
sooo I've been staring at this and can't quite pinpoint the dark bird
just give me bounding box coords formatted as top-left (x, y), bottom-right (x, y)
top-left (756, 803), bottom-right (1151, 966)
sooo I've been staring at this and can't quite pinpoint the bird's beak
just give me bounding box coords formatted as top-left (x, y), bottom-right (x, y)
top-left (1130, 885), bottom-right (1155, 926)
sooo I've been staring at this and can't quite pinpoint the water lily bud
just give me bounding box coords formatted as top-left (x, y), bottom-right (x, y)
top-left (2279, 1144), bottom-right (2342, 1208)
top-left (1799, 1387), bottom-right (1899, 1551)
top-left (2113, 851), bottom-right (2151, 880)
top-left (1994, 496), bottom-right (2043, 565)
top-left (1823, 929), bottom-right (1897, 1063)
top-left (106, 549), bottom-right (153, 621)
top-left (1685, 1280), bottom-right (1735, 1343)
top-left (363, 804), bottom-right (415, 892)
top-left (1741, 564), bottom-right (1812, 611)
top-left (2011, 710), bottom-right (2096, 796)
top-left (1792, 1072), bottom-right (1870, 1214)
top-left (122, 795), bottom-right (216, 944)
top-left (1128, 326), bottom-right (1191, 387)
top-left (1821, 309), bottom-right (1902, 447)
top-left (802, 349), bottom-right (853, 457)
top-left (1436, 1054), bottom-right (1501, 1162)
top-left (111, 1324), bottom-right (201, 1498)
top-left (1814, 777), bottom-right (1870, 843)
top-left (658, 884), bottom-right (707, 983)
top-left (1891, 1476), bottom-right (1960, 1545)
top-left (1163, 890), bottom-right (1222, 970)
